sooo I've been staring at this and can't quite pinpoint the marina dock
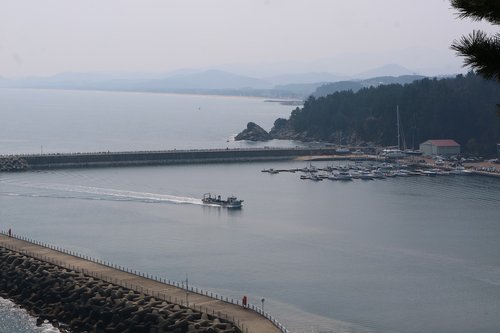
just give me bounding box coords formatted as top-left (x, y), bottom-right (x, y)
top-left (0, 233), bottom-right (286, 333)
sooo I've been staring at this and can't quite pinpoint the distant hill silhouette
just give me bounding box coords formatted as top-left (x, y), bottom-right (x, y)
top-left (355, 63), bottom-right (416, 79)
top-left (0, 65), bottom-right (454, 100)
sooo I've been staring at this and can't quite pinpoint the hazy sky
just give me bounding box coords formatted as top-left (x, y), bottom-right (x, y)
top-left (1, 0), bottom-right (497, 77)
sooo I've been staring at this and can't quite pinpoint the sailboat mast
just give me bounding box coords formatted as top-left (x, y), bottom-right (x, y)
top-left (397, 105), bottom-right (400, 150)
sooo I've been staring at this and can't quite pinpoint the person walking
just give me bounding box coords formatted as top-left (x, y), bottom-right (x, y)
top-left (242, 295), bottom-right (247, 307)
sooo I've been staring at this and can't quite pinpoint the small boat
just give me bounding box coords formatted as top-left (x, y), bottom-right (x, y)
top-left (404, 149), bottom-right (423, 156)
top-left (394, 169), bottom-right (410, 177)
top-left (384, 171), bottom-right (397, 178)
top-left (430, 168), bottom-right (449, 175)
top-left (421, 170), bottom-right (437, 177)
top-left (359, 172), bottom-right (374, 180)
top-left (202, 193), bottom-right (243, 208)
top-left (328, 171), bottom-right (353, 181)
top-left (300, 163), bottom-right (318, 173)
top-left (311, 174), bottom-right (323, 181)
top-left (335, 148), bottom-right (351, 155)
top-left (449, 166), bottom-right (472, 175)
top-left (350, 171), bottom-right (361, 179)
top-left (383, 149), bottom-right (406, 158)
top-left (300, 174), bottom-right (322, 181)
top-left (261, 168), bottom-right (279, 174)
top-left (371, 170), bottom-right (386, 179)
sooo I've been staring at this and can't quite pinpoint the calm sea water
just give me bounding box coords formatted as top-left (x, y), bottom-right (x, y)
top-left (1, 89), bottom-right (500, 333)
top-left (0, 88), bottom-right (298, 154)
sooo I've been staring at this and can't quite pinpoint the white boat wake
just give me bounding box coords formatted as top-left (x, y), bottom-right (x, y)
top-left (0, 181), bottom-right (203, 206)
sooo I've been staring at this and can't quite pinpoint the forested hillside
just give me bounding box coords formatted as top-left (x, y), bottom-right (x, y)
top-left (312, 75), bottom-right (426, 97)
top-left (276, 73), bottom-right (499, 155)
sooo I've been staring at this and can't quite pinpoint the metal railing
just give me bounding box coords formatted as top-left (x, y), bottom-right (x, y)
top-left (0, 231), bottom-right (289, 333)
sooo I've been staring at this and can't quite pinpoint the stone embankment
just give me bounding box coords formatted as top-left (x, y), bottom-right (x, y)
top-left (0, 156), bottom-right (28, 171)
top-left (0, 247), bottom-right (239, 333)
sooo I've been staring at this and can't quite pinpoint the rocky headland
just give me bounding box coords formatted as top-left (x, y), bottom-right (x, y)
top-left (234, 122), bottom-right (272, 141)
top-left (0, 247), bottom-right (239, 333)
top-left (234, 119), bottom-right (314, 142)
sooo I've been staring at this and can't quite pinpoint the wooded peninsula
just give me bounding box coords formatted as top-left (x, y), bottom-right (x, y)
top-left (238, 73), bottom-right (500, 156)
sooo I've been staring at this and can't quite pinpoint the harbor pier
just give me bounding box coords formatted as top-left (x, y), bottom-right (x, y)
top-left (0, 147), bottom-right (339, 171)
top-left (0, 232), bottom-right (286, 333)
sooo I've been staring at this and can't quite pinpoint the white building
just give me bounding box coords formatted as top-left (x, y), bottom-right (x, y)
top-left (419, 139), bottom-right (461, 156)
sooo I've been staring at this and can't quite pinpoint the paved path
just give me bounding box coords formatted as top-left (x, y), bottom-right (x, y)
top-left (0, 234), bottom-right (285, 333)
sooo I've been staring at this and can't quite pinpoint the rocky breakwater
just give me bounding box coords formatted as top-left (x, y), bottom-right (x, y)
top-left (0, 156), bottom-right (28, 171)
top-left (0, 247), bottom-right (240, 333)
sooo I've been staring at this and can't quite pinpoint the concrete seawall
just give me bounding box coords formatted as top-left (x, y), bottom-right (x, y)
top-left (0, 233), bottom-right (286, 333)
top-left (1, 147), bottom-right (339, 171)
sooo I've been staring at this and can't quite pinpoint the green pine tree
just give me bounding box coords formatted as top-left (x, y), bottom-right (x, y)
top-left (450, 0), bottom-right (500, 81)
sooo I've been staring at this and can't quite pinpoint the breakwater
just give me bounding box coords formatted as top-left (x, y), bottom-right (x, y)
top-left (0, 233), bottom-right (286, 333)
top-left (0, 156), bottom-right (28, 171)
top-left (0, 247), bottom-right (234, 333)
top-left (0, 147), bottom-right (339, 171)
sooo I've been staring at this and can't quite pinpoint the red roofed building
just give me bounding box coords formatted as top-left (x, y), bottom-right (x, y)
top-left (420, 139), bottom-right (461, 156)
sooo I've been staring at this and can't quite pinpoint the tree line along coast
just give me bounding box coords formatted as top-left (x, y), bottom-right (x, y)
top-left (236, 73), bottom-right (500, 157)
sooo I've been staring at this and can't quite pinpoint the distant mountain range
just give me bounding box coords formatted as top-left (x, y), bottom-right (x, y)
top-left (0, 64), bottom-right (436, 99)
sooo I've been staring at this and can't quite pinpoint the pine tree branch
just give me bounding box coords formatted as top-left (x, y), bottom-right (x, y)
top-left (451, 30), bottom-right (500, 81)
top-left (450, 0), bottom-right (500, 25)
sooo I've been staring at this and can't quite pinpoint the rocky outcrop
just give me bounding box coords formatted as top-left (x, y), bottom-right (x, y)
top-left (0, 248), bottom-right (240, 333)
top-left (236, 118), bottom-right (360, 144)
top-left (268, 118), bottom-right (309, 141)
top-left (234, 119), bottom-right (310, 142)
top-left (234, 122), bottom-right (272, 141)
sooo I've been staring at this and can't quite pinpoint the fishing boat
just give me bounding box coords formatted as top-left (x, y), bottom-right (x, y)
top-left (202, 193), bottom-right (243, 208)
